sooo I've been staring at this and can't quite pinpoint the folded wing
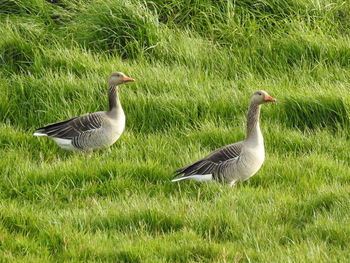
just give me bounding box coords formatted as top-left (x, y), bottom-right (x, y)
top-left (34, 112), bottom-right (105, 139)
top-left (173, 141), bottom-right (243, 181)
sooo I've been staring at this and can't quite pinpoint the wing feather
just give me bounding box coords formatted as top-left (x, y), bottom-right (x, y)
top-left (35, 112), bottom-right (105, 139)
top-left (173, 141), bottom-right (243, 180)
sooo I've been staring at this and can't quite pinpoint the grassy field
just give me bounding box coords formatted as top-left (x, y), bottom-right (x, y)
top-left (1, 0), bottom-right (350, 262)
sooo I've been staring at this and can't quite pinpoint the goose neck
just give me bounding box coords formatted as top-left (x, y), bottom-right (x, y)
top-left (108, 85), bottom-right (121, 111)
top-left (108, 85), bottom-right (124, 120)
top-left (246, 102), bottom-right (262, 141)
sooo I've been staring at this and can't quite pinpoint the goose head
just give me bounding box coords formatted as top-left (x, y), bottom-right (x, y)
top-left (251, 90), bottom-right (276, 105)
top-left (109, 72), bottom-right (135, 86)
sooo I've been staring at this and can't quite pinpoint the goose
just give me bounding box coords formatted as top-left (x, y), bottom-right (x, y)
top-left (34, 72), bottom-right (135, 152)
top-left (172, 90), bottom-right (276, 186)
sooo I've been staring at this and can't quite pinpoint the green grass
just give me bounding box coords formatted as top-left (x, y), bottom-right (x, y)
top-left (1, 0), bottom-right (350, 262)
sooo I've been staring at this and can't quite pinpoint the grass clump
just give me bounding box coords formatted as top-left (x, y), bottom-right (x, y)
top-left (68, 0), bottom-right (163, 58)
top-left (282, 95), bottom-right (349, 130)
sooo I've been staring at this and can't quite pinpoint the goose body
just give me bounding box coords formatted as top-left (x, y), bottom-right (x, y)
top-left (172, 90), bottom-right (276, 186)
top-left (34, 72), bottom-right (134, 152)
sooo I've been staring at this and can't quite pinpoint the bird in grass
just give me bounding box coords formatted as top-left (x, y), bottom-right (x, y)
top-left (172, 90), bottom-right (276, 186)
top-left (34, 72), bottom-right (135, 153)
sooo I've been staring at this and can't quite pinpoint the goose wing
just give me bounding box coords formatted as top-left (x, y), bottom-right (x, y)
top-left (34, 112), bottom-right (105, 139)
top-left (174, 141), bottom-right (243, 178)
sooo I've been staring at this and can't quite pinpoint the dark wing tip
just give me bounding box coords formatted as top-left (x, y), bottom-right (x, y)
top-left (173, 167), bottom-right (185, 175)
top-left (35, 127), bottom-right (45, 132)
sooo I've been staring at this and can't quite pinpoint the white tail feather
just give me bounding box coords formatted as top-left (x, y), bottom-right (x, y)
top-left (171, 176), bottom-right (189, 182)
top-left (52, 138), bottom-right (75, 151)
top-left (172, 174), bottom-right (213, 183)
top-left (33, 132), bottom-right (47, 136)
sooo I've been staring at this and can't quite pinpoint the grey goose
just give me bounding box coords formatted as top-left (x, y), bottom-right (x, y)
top-left (34, 72), bottom-right (135, 151)
top-left (172, 90), bottom-right (276, 186)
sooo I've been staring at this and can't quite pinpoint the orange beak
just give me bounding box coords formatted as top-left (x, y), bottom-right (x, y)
top-left (264, 95), bottom-right (277, 102)
top-left (123, 76), bottom-right (135, 83)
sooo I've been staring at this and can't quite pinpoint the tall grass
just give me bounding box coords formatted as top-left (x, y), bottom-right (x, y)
top-left (0, 0), bottom-right (349, 262)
